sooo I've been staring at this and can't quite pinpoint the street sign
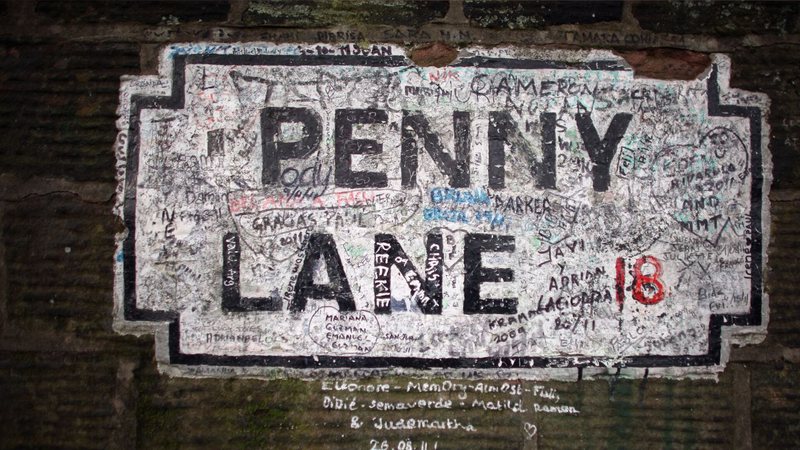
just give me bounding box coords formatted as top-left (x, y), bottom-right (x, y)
top-left (114, 43), bottom-right (770, 378)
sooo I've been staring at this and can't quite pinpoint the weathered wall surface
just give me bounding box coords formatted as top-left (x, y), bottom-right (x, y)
top-left (1, 1), bottom-right (799, 449)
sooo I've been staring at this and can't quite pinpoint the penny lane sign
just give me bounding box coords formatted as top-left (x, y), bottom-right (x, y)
top-left (114, 43), bottom-right (770, 379)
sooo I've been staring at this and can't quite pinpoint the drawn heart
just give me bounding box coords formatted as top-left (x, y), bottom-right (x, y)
top-left (523, 423), bottom-right (538, 439)
top-left (316, 72), bottom-right (351, 105)
top-left (649, 126), bottom-right (749, 246)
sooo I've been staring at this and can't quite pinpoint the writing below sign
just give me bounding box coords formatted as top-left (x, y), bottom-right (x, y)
top-left (114, 43), bottom-right (770, 379)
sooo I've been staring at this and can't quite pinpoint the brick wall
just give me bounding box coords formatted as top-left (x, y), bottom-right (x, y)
top-left (1, 1), bottom-right (799, 448)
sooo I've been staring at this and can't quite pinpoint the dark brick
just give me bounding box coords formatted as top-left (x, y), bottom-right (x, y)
top-left (2, 193), bottom-right (117, 336)
top-left (35, 0), bottom-right (229, 25)
top-left (729, 46), bottom-right (800, 191)
top-left (751, 361), bottom-right (800, 448)
top-left (634, 1), bottom-right (800, 36)
top-left (534, 375), bottom-right (736, 448)
top-left (0, 41), bottom-right (138, 183)
top-left (763, 194), bottom-right (800, 348)
top-left (242, 0), bottom-right (449, 28)
top-left (464, 1), bottom-right (623, 29)
top-left (0, 351), bottom-right (125, 449)
top-left (136, 367), bottom-right (317, 449)
top-left (130, 371), bottom-right (741, 449)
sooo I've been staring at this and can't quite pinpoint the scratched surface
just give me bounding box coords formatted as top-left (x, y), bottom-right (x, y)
top-left (113, 43), bottom-right (770, 378)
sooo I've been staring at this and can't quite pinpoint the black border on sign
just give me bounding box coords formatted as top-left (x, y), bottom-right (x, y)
top-left (120, 51), bottom-right (764, 370)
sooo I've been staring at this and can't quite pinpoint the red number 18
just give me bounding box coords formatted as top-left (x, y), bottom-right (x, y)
top-left (615, 255), bottom-right (665, 306)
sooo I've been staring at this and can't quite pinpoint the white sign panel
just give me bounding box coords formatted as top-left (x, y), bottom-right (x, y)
top-left (114, 43), bottom-right (770, 378)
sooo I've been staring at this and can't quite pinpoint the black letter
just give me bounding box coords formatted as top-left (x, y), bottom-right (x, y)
top-left (374, 233), bottom-right (443, 314)
top-left (261, 107), bottom-right (322, 185)
top-left (290, 233), bottom-right (355, 312)
top-left (488, 111), bottom-right (556, 190)
top-left (463, 233), bottom-right (517, 314)
top-left (221, 233), bottom-right (282, 311)
top-left (401, 111), bottom-right (470, 188)
top-left (335, 108), bottom-right (387, 188)
top-left (539, 112), bottom-right (557, 188)
top-left (575, 112), bottom-right (632, 192)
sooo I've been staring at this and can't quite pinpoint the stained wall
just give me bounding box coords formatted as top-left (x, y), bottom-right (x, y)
top-left (1, 1), bottom-right (800, 449)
